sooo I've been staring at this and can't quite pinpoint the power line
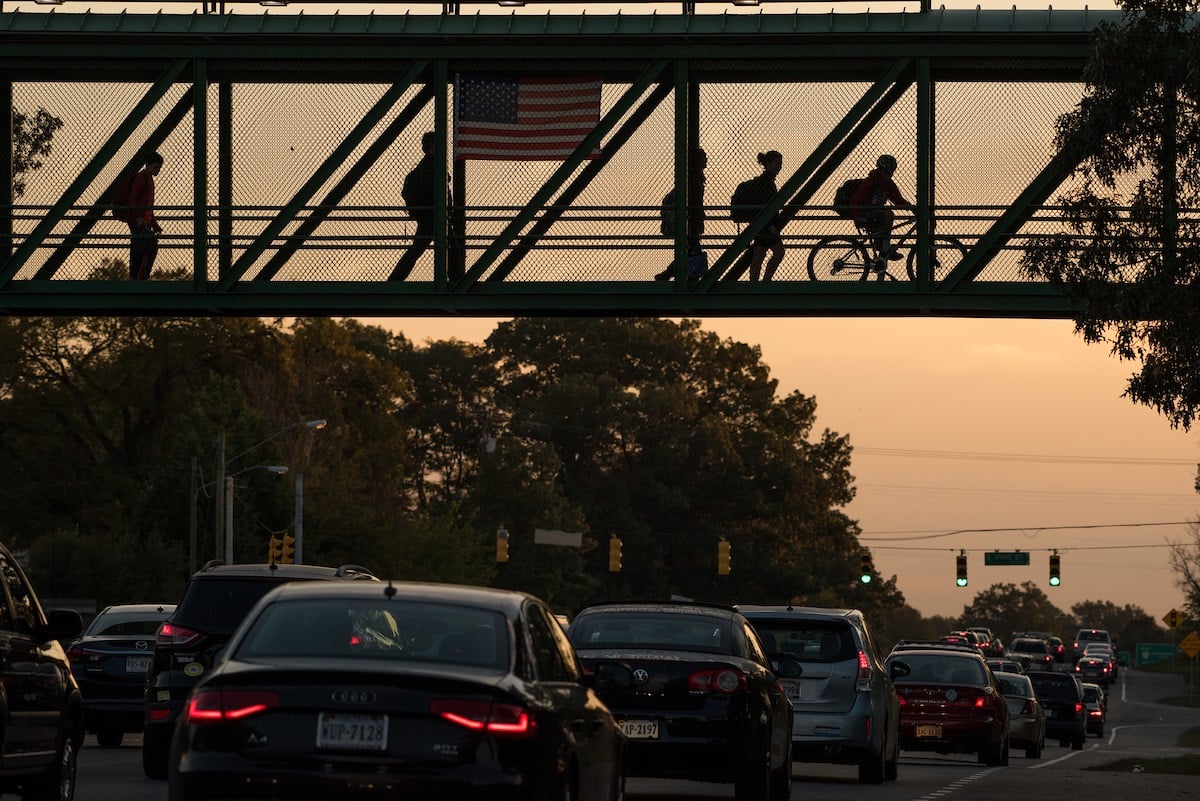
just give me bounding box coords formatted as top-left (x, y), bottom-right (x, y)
top-left (854, 446), bottom-right (1195, 467)
top-left (869, 542), bottom-right (1182, 553)
top-left (859, 520), bottom-right (1195, 542)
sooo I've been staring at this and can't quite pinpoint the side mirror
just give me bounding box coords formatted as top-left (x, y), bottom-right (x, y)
top-left (43, 608), bottom-right (83, 643)
top-left (770, 654), bottom-right (804, 679)
top-left (888, 660), bottom-right (911, 680)
top-left (586, 661), bottom-right (634, 691)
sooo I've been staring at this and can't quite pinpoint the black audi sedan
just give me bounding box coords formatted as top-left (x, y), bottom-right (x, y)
top-left (167, 581), bottom-right (625, 801)
top-left (567, 601), bottom-right (797, 801)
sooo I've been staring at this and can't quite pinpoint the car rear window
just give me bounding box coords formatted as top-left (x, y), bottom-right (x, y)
top-left (890, 654), bottom-right (987, 684)
top-left (1012, 639), bottom-right (1048, 653)
top-left (175, 577), bottom-right (305, 631)
top-left (89, 615), bottom-right (170, 636)
top-left (236, 600), bottom-right (510, 669)
top-left (570, 612), bottom-right (732, 654)
top-left (1030, 674), bottom-right (1077, 700)
top-left (747, 620), bottom-right (855, 662)
top-left (996, 675), bottom-right (1031, 696)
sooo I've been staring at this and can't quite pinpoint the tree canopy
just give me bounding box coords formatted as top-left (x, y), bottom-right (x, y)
top-left (1021, 0), bottom-right (1200, 430)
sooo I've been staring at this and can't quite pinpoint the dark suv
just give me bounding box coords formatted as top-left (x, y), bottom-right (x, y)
top-left (142, 561), bottom-right (376, 778)
top-left (0, 541), bottom-right (84, 801)
top-left (1027, 670), bottom-right (1085, 750)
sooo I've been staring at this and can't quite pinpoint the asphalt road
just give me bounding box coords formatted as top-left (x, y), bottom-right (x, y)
top-left (77, 668), bottom-right (1200, 801)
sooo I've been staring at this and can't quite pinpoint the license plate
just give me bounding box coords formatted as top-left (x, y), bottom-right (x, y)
top-left (125, 656), bottom-right (151, 673)
top-left (1045, 709), bottom-right (1054, 719)
top-left (618, 719), bottom-right (660, 739)
top-left (317, 713), bottom-right (388, 751)
top-left (780, 680), bottom-right (801, 703)
top-left (915, 724), bottom-right (942, 738)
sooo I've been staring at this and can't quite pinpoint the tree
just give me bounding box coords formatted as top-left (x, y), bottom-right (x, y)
top-left (484, 318), bottom-right (869, 608)
top-left (12, 107), bottom-right (63, 199)
top-left (958, 582), bottom-right (1074, 643)
top-left (1168, 519), bottom-right (1200, 620)
top-left (1020, 0), bottom-right (1200, 430)
top-left (1070, 599), bottom-right (1164, 647)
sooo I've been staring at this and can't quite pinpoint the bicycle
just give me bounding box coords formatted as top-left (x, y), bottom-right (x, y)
top-left (806, 217), bottom-right (968, 282)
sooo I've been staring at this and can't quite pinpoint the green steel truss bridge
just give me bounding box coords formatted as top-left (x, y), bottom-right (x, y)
top-left (0, 4), bottom-right (1128, 317)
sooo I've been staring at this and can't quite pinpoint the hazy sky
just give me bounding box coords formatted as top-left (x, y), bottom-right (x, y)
top-left (377, 315), bottom-right (1199, 622)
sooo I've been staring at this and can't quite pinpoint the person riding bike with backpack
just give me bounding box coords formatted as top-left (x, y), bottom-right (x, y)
top-left (848, 154), bottom-right (915, 271)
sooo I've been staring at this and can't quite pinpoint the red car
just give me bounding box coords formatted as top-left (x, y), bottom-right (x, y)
top-left (885, 649), bottom-right (1010, 766)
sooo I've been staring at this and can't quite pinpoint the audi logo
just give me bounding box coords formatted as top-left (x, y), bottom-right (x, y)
top-left (331, 689), bottom-right (377, 705)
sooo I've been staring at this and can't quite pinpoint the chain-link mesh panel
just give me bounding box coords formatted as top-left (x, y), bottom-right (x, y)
top-left (11, 82), bottom-right (195, 280)
top-left (8, 65), bottom-right (1144, 286)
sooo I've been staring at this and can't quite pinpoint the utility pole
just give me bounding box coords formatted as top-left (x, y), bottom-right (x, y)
top-left (294, 472), bottom-right (304, 565)
top-left (214, 432), bottom-right (225, 561)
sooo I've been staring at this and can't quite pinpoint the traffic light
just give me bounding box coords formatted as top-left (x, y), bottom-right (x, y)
top-left (1049, 551), bottom-right (1061, 587)
top-left (956, 551), bottom-right (968, 587)
top-left (268, 535), bottom-right (282, 564)
top-left (496, 525), bottom-right (510, 563)
top-left (280, 534), bottom-right (295, 564)
top-left (859, 552), bottom-right (873, 584)
top-left (717, 538), bottom-right (732, 575)
top-left (608, 535), bottom-right (622, 572)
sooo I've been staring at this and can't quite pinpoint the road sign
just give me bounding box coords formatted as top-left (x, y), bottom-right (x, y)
top-left (1135, 642), bottom-right (1175, 666)
top-left (983, 550), bottom-right (1030, 566)
top-left (1164, 608), bottom-right (1182, 629)
top-left (1180, 632), bottom-right (1200, 659)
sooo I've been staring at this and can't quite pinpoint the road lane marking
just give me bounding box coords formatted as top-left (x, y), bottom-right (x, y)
top-left (1029, 743), bottom-right (1097, 768)
top-left (910, 767), bottom-right (1000, 800)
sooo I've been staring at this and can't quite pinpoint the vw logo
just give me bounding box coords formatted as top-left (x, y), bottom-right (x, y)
top-left (134, 641), bottom-right (149, 651)
top-left (332, 689), bottom-right (377, 705)
top-left (632, 668), bottom-right (650, 685)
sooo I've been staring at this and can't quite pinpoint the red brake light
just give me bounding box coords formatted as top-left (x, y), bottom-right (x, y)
top-left (157, 622), bottom-right (203, 648)
top-left (1021, 700), bottom-right (1035, 715)
top-left (688, 668), bottom-right (747, 694)
top-left (66, 646), bottom-right (103, 664)
top-left (1075, 701), bottom-right (1083, 714)
top-left (430, 700), bottom-right (535, 737)
top-left (186, 689), bottom-right (277, 723)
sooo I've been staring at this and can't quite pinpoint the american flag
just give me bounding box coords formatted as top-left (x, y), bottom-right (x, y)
top-left (454, 74), bottom-right (602, 161)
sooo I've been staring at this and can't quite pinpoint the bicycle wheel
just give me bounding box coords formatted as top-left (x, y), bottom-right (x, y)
top-left (906, 236), bottom-right (968, 282)
top-left (808, 237), bottom-right (872, 281)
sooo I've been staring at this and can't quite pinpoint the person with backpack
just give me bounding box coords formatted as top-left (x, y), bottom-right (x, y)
top-left (125, 151), bottom-right (163, 281)
top-left (848, 153), bottom-right (915, 270)
top-left (390, 131), bottom-right (456, 282)
top-left (736, 150), bottom-right (785, 282)
top-left (654, 147), bottom-right (708, 281)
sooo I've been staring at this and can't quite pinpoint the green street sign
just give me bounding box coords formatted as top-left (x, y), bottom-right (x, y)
top-left (983, 551), bottom-right (1030, 566)
top-left (1135, 642), bottom-right (1176, 667)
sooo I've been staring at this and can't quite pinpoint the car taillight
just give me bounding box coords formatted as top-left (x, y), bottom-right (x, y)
top-left (1089, 709), bottom-right (1102, 717)
top-left (1074, 701), bottom-right (1083, 715)
top-left (430, 700), bottom-right (535, 737)
top-left (157, 621), bottom-right (203, 648)
top-left (186, 689), bottom-right (277, 723)
top-left (856, 650), bottom-right (871, 692)
top-left (66, 646), bottom-right (104, 664)
top-left (1021, 700), bottom-right (1035, 715)
top-left (689, 668), bottom-right (747, 694)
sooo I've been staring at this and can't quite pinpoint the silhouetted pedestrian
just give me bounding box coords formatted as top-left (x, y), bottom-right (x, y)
top-left (127, 152), bottom-right (163, 281)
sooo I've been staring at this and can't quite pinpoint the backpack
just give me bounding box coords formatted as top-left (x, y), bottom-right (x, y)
top-left (832, 178), bottom-right (865, 218)
top-left (401, 167), bottom-right (420, 218)
top-left (660, 188), bottom-right (676, 237)
top-left (730, 176), bottom-right (768, 223)
top-left (109, 172), bottom-right (137, 223)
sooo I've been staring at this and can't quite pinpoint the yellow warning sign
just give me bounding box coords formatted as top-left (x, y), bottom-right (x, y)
top-left (1179, 632), bottom-right (1200, 659)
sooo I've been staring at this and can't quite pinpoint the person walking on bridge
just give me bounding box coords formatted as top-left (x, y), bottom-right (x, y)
top-left (391, 131), bottom-right (456, 282)
top-left (742, 150), bottom-right (785, 282)
top-left (127, 151), bottom-right (163, 281)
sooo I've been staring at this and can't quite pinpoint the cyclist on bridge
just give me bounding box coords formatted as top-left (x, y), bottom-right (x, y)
top-left (848, 154), bottom-right (915, 270)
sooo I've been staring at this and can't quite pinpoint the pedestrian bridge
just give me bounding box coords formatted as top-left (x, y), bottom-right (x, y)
top-left (0, 3), bottom-right (1138, 317)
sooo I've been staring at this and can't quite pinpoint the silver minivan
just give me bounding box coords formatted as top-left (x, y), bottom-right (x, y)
top-left (740, 605), bottom-right (900, 784)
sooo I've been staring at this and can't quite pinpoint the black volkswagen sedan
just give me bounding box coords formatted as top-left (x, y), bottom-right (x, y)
top-left (567, 601), bottom-right (796, 801)
top-left (167, 581), bottom-right (625, 801)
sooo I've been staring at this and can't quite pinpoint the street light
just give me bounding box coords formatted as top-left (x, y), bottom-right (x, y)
top-left (225, 465), bottom-right (288, 565)
top-left (204, 418), bottom-right (326, 568)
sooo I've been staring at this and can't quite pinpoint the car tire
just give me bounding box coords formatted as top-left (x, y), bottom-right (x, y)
top-left (1000, 738), bottom-right (1010, 766)
top-left (1071, 731), bottom-right (1084, 751)
top-left (1025, 734), bottom-right (1043, 759)
top-left (884, 730), bottom-right (899, 781)
top-left (734, 749), bottom-right (770, 801)
top-left (22, 722), bottom-right (78, 801)
top-left (142, 727), bottom-right (170, 780)
top-left (981, 739), bottom-right (1005, 767)
top-left (1095, 723), bottom-right (1104, 738)
top-left (768, 756), bottom-right (791, 801)
top-left (858, 746), bottom-right (886, 784)
top-left (95, 725), bottom-right (123, 748)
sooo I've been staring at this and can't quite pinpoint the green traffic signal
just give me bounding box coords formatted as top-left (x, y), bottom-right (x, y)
top-left (859, 553), bottom-right (872, 584)
top-left (956, 552), bottom-right (968, 587)
top-left (1049, 552), bottom-right (1061, 586)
